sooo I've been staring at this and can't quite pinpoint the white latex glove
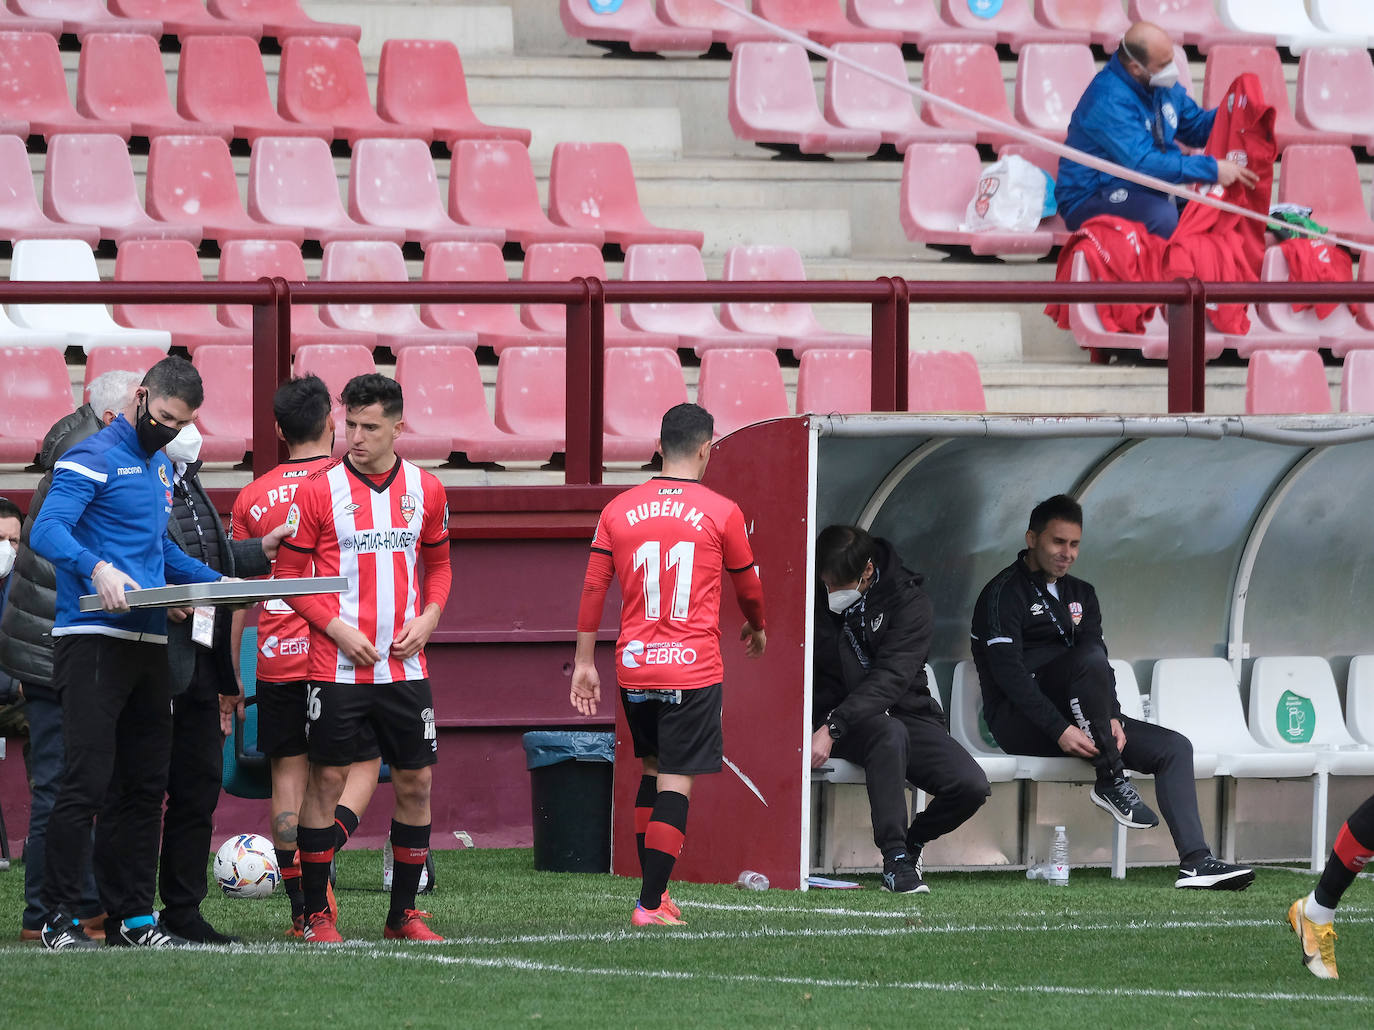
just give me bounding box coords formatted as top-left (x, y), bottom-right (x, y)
top-left (92, 563), bottom-right (140, 613)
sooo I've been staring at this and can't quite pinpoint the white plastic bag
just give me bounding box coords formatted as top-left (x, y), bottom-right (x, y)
top-left (960, 154), bottom-right (1049, 234)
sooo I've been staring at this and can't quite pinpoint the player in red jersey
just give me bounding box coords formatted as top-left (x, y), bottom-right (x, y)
top-left (571, 403), bottom-right (767, 927)
top-left (274, 374), bottom-right (451, 943)
top-left (228, 375), bottom-right (383, 936)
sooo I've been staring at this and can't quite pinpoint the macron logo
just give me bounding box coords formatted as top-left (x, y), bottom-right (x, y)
top-left (116, 466), bottom-right (143, 476)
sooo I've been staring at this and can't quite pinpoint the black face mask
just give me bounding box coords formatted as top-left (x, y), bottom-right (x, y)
top-left (135, 396), bottom-right (181, 457)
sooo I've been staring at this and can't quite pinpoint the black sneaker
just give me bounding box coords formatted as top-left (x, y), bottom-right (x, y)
top-left (160, 911), bottom-right (242, 945)
top-left (1175, 855), bottom-right (1256, 891)
top-left (1091, 776), bottom-right (1160, 829)
top-left (881, 851), bottom-right (929, 894)
top-left (109, 920), bottom-right (191, 949)
top-left (41, 913), bottom-right (100, 951)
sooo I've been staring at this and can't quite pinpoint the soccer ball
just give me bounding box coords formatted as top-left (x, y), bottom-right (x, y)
top-left (214, 833), bottom-right (281, 899)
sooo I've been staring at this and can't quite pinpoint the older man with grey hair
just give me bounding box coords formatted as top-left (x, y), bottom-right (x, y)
top-left (0, 369), bottom-right (142, 942)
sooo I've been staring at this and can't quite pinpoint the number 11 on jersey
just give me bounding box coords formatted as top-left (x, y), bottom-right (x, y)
top-left (633, 540), bottom-right (696, 621)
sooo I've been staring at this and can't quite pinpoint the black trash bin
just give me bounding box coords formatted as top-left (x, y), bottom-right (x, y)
top-left (522, 730), bottom-right (615, 873)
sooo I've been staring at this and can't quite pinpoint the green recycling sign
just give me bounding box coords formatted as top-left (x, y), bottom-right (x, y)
top-left (1277, 690), bottom-right (1315, 744)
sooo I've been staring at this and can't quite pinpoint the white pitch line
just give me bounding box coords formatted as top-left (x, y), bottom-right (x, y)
top-left (382, 950), bottom-right (1372, 1006)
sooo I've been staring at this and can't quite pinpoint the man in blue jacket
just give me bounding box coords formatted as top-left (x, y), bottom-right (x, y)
top-left (1057, 21), bottom-right (1258, 239)
top-left (31, 357), bottom-right (224, 950)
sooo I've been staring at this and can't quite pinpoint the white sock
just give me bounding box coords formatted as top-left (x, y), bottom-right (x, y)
top-left (1304, 892), bottom-right (1337, 925)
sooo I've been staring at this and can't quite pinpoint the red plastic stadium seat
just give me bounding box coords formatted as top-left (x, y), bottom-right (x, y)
top-left (348, 138), bottom-right (504, 249)
top-left (1255, 245), bottom-right (1371, 357)
top-left (1340, 350), bottom-right (1374, 412)
top-left (908, 350), bottom-right (986, 411)
top-left (0, 134), bottom-right (97, 244)
top-left (9, 0), bottom-right (159, 39)
top-left (1216, 0), bottom-right (1356, 53)
top-left (110, 0), bottom-right (256, 39)
top-left (249, 137), bottom-right (406, 246)
top-left (0, 346), bottom-right (75, 463)
top-left (44, 133), bottom-right (202, 245)
top-left (319, 240), bottom-right (477, 351)
top-left (146, 135), bottom-right (306, 246)
top-left (218, 239), bottom-right (376, 352)
top-left (847, 0), bottom-right (997, 50)
top-left (938, 0), bottom-right (1090, 51)
top-left (1276, 145), bottom-right (1374, 247)
top-left (177, 35), bottom-right (331, 144)
top-left (1013, 43), bottom-right (1096, 144)
top-left (77, 33), bottom-right (232, 141)
top-left (81, 344), bottom-right (166, 400)
top-left (0, 31), bottom-right (129, 141)
top-left (0, 6), bottom-right (62, 36)
top-left (1128, 0), bottom-right (1274, 52)
top-left (449, 140), bottom-right (603, 250)
top-left (190, 344), bottom-right (250, 463)
top-left (720, 243), bottom-right (869, 353)
top-left (824, 42), bottom-right (977, 149)
top-left (920, 44), bottom-right (1021, 150)
top-left (696, 348), bottom-right (790, 438)
top-left (548, 142), bottom-right (703, 250)
top-left (900, 143), bottom-right (1056, 258)
top-left (1245, 349), bottom-right (1332, 414)
top-left (621, 242), bottom-right (777, 354)
top-left (1295, 47), bottom-right (1374, 150)
top-left (419, 241), bottom-right (562, 353)
top-left (729, 42), bottom-right (883, 157)
top-left (206, 0), bottom-right (359, 41)
top-left (493, 346), bottom-right (649, 463)
top-left (1203, 45), bottom-right (1349, 151)
top-left (655, 0), bottom-right (778, 50)
top-left (277, 36), bottom-right (429, 145)
top-left (603, 347), bottom-right (688, 462)
top-left (796, 348), bottom-right (872, 414)
top-left (113, 239), bottom-right (252, 352)
top-left (559, 0), bottom-right (712, 54)
top-left (394, 345), bottom-right (560, 465)
top-left (1353, 255), bottom-right (1374, 334)
top-left (753, 0), bottom-right (901, 46)
top-left (1033, 0), bottom-right (1129, 48)
top-left (376, 39), bottom-right (530, 150)
top-left (521, 243), bottom-right (676, 348)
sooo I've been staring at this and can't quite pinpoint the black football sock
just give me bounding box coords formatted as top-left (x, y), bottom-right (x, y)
top-left (387, 820), bottom-right (431, 927)
top-left (333, 804), bottom-right (361, 851)
top-left (297, 826), bottom-right (335, 918)
top-left (1315, 797), bottom-right (1374, 909)
top-left (276, 846), bottom-right (304, 917)
top-left (634, 774), bottom-right (657, 871)
top-left (639, 791), bottom-right (689, 911)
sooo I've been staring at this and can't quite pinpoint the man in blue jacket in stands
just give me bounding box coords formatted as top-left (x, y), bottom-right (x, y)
top-left (31, 356), bottom-right (225, 950)
top-left (1057, 20), bottom-right (1258, 238)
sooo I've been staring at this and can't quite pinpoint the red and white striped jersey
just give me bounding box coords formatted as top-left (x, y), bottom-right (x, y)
top-left (231, 455), bottom-right (332, 682)
top-left (282, 457), bottom-right (449, 684)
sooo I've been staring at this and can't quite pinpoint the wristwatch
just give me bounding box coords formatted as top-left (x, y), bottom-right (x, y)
top-left (827, 720), bottom-right (842, 740)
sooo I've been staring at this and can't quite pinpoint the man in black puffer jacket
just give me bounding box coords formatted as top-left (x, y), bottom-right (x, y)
top-left (0, 369), bottom-right (142, 942)
top-left (811, 525), bottom-right (989, 895)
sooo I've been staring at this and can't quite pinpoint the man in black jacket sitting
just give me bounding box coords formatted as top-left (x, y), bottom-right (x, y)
top-left (811, 525), bottom-right (989, 895)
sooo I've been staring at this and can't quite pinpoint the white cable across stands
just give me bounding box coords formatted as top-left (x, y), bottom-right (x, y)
top-left (707, 0), bottom-right (1374, 257)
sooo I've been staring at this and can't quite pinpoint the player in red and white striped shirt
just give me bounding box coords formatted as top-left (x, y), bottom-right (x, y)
top-left (572, 403), bottom-right (766, 927)
top-left (275, 374), bottom-right (451, 943)
top-left (228, 375), bottom-right (383, 936)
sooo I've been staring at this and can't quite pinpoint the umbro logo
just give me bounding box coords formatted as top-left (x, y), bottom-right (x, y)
top-left (1029, 603), bottom-right (1045, 615)
top-left (343, 503), bottom-right (359, 512)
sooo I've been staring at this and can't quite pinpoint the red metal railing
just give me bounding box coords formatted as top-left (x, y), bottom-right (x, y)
top-left (7, 276), bottom-right (1374, 502)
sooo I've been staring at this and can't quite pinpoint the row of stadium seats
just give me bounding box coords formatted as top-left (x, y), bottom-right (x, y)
top-left (0, 0), bottom-right (356, 42)
top-left (730, 40), bottom-right (1374, 159)
top-left (563, 0), bottom-right (1374, 56)
top-left (1243, 348), bottom-right (1374, 414)
top-left (0, 32), bottom-right (524, 150)
top-left (818, 654), bottom-right (1374, 873)
top-left (0, 133), bottom-right (692, 253)
top-left (2, 239), bottom-right (878, 357)
top-left (0, 341), bottom-right (987, 467)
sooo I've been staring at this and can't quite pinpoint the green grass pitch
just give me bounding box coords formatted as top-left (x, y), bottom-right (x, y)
top-left (0, 848), bottom-right (1368, 1028)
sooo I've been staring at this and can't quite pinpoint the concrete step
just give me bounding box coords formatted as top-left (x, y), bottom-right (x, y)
top-left (305, 3), bottom-right (515, 57)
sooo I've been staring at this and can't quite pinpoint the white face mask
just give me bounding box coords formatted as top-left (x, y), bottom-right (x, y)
top-left (164, 423), bottom-right (203, 464)
top-left (1148, 61), bottom-right (1180, 90)
top-left (827, 588), bottom-right (863, 615)
top-left (0, 539), bottom-right (15, 579)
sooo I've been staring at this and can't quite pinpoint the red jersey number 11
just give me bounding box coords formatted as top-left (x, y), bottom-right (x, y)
top-left (633, 540), bottom-right (696, 621)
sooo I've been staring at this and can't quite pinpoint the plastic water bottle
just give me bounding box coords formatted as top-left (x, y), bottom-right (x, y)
top-left (1048, 825), bottom-right (1070, 887)
top-left (736, 870), bottom-right (769, 891)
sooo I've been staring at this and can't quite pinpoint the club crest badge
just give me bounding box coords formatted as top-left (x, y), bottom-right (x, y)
top-left (399, 493), bottom-right (418, 524)
top-left (1069, 601), bottom-right (1084, 625)
top-left (158, 464), bottom-right (170, 488)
